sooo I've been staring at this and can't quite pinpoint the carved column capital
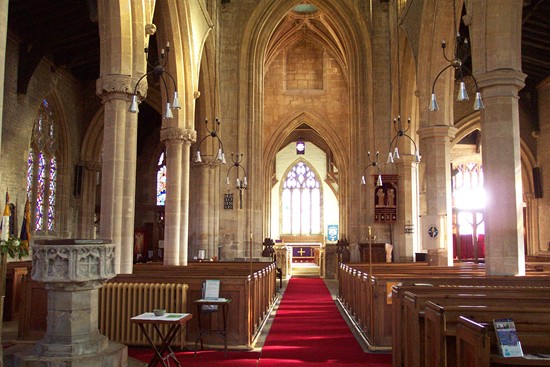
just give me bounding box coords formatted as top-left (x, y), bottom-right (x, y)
top-left (160, 127), bottom-right (197, 145)
top-left (81, 160), bottom-right (102, 172)
top-left (96, 74), bottom-right (147, 99)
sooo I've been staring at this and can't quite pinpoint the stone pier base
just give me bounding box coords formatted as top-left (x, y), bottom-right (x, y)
top-left (13, 342), bottom-right (127, 367)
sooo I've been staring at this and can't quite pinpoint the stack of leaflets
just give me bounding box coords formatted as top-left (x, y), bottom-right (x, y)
top-left (493, 318), bottom-right (524, 358)
top-left (202, 279), bottom-right (221, 311)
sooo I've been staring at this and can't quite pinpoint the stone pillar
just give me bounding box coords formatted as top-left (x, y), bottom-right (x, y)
top-left (96, 75), bottom-right (139, 274)
top-left (193, 160), bottom-right (220, 259)
top-left (536, 77), bottom-right (550, 252)
top-left (179, 138), bottom-right (193, 266)
top-left (274, 245), bottom-right (291, 279)
top-left (394, 156), bottom-right (420, 262)
top-left (160, 127), bottom-right (196, 265)
top-left (469, 0), bottom-right (525, 275)
top-left (477, 70), bottom-right (526, 275)
top-left (417, 125), bottom-right (457, 266)
top-left (77, 161), bottom-right (101, 239)
top-left (14, 240), bottom-right (126, 367)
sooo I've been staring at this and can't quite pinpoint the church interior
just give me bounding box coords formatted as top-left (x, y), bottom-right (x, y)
top-left (1, 0), bottom-right (550, 366)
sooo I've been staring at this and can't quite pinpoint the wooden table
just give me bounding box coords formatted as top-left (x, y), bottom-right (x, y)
top-left (131, 312), bottom-right (193, 367)
top-left (194, 298), bottom-right (232, 356)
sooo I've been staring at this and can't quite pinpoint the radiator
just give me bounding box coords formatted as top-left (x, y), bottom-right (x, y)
top-left (99, 282), bottom-right (189, 347)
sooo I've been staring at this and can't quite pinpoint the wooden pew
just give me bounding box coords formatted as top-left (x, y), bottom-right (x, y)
top-left (339, 261), bottom-right (550, 351)
top-left (457, 316), bottom-right (550, 367)
top-left (19, 261), bottom-right (277, 349)
top-left (2, 260), bottom-right (31, 321)
top-left (400, 287), bottom-right (550, 367)
top-left (425, 301), bottom-right (550, 367)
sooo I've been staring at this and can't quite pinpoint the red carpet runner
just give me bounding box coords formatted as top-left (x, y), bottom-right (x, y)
top-left (258, 277), bottom-right (391, 366)
top-left (128, 277), bottom-right (391, 366)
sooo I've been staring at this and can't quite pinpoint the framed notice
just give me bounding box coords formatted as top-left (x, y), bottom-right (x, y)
top-left (327, 225), bottom-right (338, 242)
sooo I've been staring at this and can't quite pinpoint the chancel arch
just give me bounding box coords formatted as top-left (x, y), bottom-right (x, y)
top-left (240, 0), bottom-right (371, 250)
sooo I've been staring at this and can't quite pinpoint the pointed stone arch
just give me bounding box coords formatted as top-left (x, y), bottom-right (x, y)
top-left (239, 0), bottom-right (372, 242)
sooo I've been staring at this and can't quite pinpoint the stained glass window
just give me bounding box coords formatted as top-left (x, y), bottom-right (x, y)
top-left (156, 151), bottom-right (167, 206)
top-left (27, 98), bottom-right (59, 233)
top-left (281, 161), bottom-right (321, 235)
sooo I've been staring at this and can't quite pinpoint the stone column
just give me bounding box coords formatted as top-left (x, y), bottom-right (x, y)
top-left (78, 161), bottom-right (101, 239)
top-left (394, 156), bottom-right (420, 262)
top-left (161, 127), bottom-right (196, 265)
top-left (193, 160), bottom-right (219, 259)
top-left (96, 75), bottom-right (139, 274)
top-left (536, 77), bottom-right (550, 252)
top-left (179, 141), bottom-right (193, 266)
top-left (468, 0), bottom-right (525, 275)
top-left (274, 245), bottom-right (291, 279)
top-left (417, 125), bottom-right (457, 266)
top-left (477, 70), bottom-right (526, 275)
top-left (14, 240), bottom-right (126, 367)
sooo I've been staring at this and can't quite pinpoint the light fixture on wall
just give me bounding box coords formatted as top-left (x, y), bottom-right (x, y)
top-left (128, 42), bottom-right (180, 119)
top-left (195, 118), bottom-right (226, 164)
top-left (428, 2), bottom-right (484, 112)
top-left (226, 153), bottom-right (248, 209)
top-left (387, 116), bottom-right (421, 164)
top-left (362, 151), bottom-right (383, 187)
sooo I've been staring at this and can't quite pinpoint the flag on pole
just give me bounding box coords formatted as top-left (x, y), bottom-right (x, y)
top-left (1, 190), bottom-right (11, 242)
top-left (20, 197), bottom-right (31, 251)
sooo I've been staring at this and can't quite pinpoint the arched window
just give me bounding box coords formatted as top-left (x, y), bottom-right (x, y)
top-left (281, 161), bottom-right (321, 235)
top-left (26, 98), bottom-right (59, 233)
top-left (156, 151), bottom-right (166, 206)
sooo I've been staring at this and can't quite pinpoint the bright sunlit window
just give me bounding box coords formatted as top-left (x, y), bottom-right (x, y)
top-left (452, 163), bottom-right (485, 235)
top-left (452, 163), bottom-right (485, 210)
top-left (281, 161), bottom-right (321, 235)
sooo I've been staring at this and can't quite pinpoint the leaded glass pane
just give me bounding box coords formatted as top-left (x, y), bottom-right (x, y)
top-left (311, 188), bottom-right (321, 233)
top-left (157, 165), bottom-right (167, 206)
top-left (291, 188), bottom-right (301, 234)
top-left (48, 156), bottom-right (57, 231)
top-left (36, 153), bottom-right (46, 230)
top-left (282, 189), bottom-right (291, 233)
top-left (302, 189), bottom-right (311, 233)
top-left (282, 161), bottom-right (322, 235)
top-left (27, 150), bottom-right (34, 195)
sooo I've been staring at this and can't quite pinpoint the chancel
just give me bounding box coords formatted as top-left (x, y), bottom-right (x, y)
top-left (1, 0), bottom-right (550, 366)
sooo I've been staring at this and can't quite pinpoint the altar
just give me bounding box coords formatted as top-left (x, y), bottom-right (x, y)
top-left (286, 243), bottom-right (321, 263)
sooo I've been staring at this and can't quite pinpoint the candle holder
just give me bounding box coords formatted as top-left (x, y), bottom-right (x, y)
top-left (226, 153), bottom-right (247, 209)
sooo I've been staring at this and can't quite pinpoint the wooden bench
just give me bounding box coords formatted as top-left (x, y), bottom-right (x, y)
top-left (424, 300), bottom-right (550, 367)
top-left (396, 287), bottom-right (550, 367)
top-left (457, 316), bottom-right (550, 367)
top-left (2, 260), bottom-right (31, 321)
top-left (19, 261), bottom-right (277, 349)
top-left (339, 261), bottom-right (550, 351)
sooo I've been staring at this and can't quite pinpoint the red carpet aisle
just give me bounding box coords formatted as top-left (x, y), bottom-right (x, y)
top-left (258, 277), bottom-right (391, 366)
top-left (128, 348), bottom-right (261, 366)
top-left (128, 277), bottom-right (391, 366)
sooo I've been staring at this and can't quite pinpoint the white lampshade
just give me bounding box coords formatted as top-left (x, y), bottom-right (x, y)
top-left (129, 95), bottom-right (139, 113)
top-left (457, 81), bottom-right (469, 101)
